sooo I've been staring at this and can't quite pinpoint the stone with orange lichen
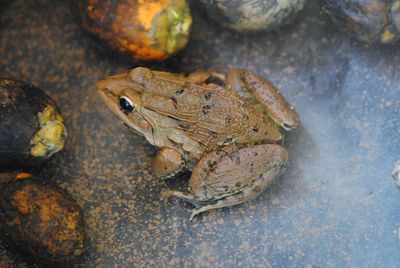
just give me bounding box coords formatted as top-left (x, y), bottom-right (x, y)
top-left (0, 173), bottom-right (85, 265)
top-left (79, 0), bottom-right (192, 61)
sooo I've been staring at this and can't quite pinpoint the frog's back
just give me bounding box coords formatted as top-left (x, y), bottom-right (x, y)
top-left (142, 79), bottom-right (282, 148)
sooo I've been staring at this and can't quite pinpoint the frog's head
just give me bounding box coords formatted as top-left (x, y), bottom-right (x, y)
top-left (96, 68), bottom-right (155, 140)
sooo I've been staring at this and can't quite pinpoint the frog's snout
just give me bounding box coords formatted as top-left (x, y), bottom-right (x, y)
top-left (96, 73), bottom-right (132, 96)
top-left (96, 79), bottom-right (110, 93)
top-left (96, 76), bottom-right (120, 96)
top-left (96, 72), bottom-right (146, 99)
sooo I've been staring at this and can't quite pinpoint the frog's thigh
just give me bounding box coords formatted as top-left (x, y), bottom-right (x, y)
top-left (189, 144), bottom-right (288, 219)
top-left (190, 164), bottom-right (286, 220)
top-left (225, 69), bottom-right (299, 131)
top-left (152, 147), bottom-right (185, 179)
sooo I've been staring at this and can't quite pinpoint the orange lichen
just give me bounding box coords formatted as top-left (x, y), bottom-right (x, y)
top-left (136, 0), bottom-right (169, 29)
top-left (111, 1), bottom-right (170, 60)
top-left (15, 172), bottom-right (32, 179)
top-left (66, 211), bottom-right (80, 230)
top-left (13, 189), bottom-right (30, 214)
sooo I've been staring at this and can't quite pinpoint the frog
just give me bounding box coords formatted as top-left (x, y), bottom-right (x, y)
top-left (96, 67), bottom-right (299, 220)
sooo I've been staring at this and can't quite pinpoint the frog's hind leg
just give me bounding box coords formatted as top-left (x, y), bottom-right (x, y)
top-left (152, 147), bottom-right (185, 179)
top-left (164, 144), bottom-right (288, 220)
top-left (225, 69), bottom-right (300, 131)
top-left (189, 160), bottom-right (287, 220)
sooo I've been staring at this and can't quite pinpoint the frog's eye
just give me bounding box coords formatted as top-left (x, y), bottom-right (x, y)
top-left (119, 96), bottom-right (135, 113)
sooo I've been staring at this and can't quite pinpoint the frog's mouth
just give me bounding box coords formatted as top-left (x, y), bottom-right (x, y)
top-left (96, 75), bottom-right (154, 141)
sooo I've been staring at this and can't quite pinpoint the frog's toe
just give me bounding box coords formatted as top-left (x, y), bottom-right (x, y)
top-left (190, 208), bottom-right (203, 221)
top-left (189, 204), bottom-right (218, 220)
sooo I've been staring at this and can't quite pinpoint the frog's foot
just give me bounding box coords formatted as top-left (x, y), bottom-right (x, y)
top-left (225, 69), bottom-right (300, 131)
top-left (152, 147), bottom-right (185, 179)
top-left (187, 70), bottom-right (225, 85)
top-left (190, 203), bottom-right (225, 221)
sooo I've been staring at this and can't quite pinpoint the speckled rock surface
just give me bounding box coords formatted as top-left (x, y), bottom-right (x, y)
top-left (0, 0), bottom-right (399, 267)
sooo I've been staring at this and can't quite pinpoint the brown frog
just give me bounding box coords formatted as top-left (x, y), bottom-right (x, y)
top-left (97, 67), bottom-right (299, 219)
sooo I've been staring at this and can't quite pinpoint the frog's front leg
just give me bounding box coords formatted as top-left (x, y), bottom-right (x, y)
top-left (152, 147), bottom-right (185, 179)
top-left (226, 69), bottom-right (300, 131)
top-left (162, 144), bottom-right (288, 220)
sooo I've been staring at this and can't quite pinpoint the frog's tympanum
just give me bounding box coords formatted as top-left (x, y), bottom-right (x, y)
top-left (97, 67), bottom-right (299, 219)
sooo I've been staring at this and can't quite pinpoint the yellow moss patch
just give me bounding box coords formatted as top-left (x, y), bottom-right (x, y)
top-left (381, 29), bottom-right (396, 43)
top-left (151, 0), bottom-right (192, 54)
top-left (30, 105), bottom-right (67, 158)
